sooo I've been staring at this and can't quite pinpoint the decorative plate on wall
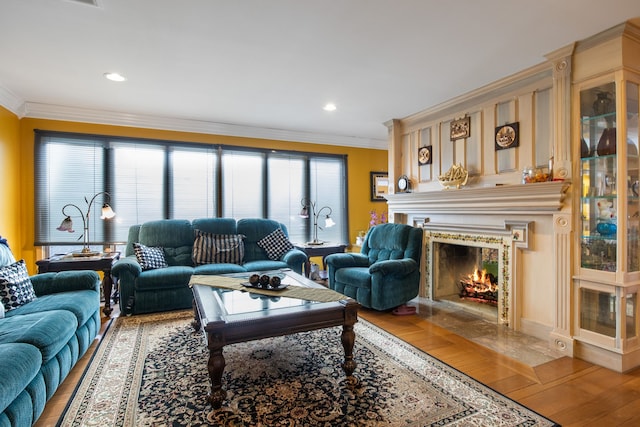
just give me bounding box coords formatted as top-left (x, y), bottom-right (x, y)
top-left (418, 145), bottom-right (432, 165)
top-left (495, 122), bottom-right (519, 150)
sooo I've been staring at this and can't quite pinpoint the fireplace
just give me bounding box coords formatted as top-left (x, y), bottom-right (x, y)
top-left (385, 182), bottom-right (573, 353)
top-left (426, 228), bottom-right (519, 325)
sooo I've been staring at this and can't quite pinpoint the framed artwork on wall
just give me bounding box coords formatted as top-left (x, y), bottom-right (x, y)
top-left (450, 116), bottom-right (470, 140)
top-left (495, 122), bottom-right (519, 150)
top-left (370, 171), bottom-right (388, 202)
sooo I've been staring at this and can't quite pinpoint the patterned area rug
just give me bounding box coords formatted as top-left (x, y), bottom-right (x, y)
top-left (59, 311), bottom-right (559, 426)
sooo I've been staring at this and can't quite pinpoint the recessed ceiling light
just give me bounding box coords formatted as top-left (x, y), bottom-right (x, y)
top-left (104, 72), bottom-right (126, 82)
top-left (323, 103), bottom-right (337, 112)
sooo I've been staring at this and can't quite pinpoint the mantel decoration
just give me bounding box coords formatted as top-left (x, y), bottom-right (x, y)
top-left (438, 164), bottom-right (468, 189)
top-left (495, 122), bottom-right (520, 150)
top-left (299, 198), bottom-right (335, 246)
top-left (56, 191), bottom-right (116, 256)
top-left (370, 171), bottom-right (388, 201)
top-left (450, 116), bottom-right (471, 140)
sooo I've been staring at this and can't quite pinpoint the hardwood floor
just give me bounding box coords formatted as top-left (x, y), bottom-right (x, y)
top-left (35, 302), bottom-right (640, 426)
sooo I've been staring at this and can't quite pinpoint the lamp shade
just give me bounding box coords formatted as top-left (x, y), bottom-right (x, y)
top-left (100, 203), bottom-right (116, 219)
top-left (56, 216), bottom-right (75, 232)
top-left (324, 216), bottom-right (336, 228)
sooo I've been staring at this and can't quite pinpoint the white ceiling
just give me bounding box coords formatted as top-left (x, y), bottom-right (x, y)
top-left (1, 0), bottom-right (640, 150)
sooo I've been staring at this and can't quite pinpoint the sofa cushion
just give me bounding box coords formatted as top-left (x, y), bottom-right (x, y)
top-left (134, 266), bottom-right (194, 291)
top-left (138, 219), bottom-right (195, 266)
top-left (0, 343), bottom-right (42, 415)
top-left (134, 243), bottom-right (168, 270)
top-left (194, 263), bottom-right (246, 275)
top-left (0, 260), bottom-right (37, 312)
top-left (257, 228), bottom-right (294, 261)
top-left (6, 290), bottom-right (99, 328)
top-left (192, 230), bottom-right (246, 265)
top-left (0, 310), bottom-right (77, 364)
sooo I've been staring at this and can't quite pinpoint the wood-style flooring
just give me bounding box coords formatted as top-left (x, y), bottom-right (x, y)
top-left (34, 302), bottom-right (640, 427)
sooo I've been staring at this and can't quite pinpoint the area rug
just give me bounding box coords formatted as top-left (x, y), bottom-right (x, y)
top-left (58, 310), bottom-right (559, 426)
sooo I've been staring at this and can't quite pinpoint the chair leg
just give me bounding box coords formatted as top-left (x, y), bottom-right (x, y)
top-left (392, 304), bottom-right (416, 316)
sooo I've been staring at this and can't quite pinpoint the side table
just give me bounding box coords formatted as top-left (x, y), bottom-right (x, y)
top-left (36, 252), bottom-right (121, 316)
top-left (295, 243), bottom-right (347, 278)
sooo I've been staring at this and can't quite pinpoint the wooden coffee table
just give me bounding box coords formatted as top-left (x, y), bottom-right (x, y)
top-left (190, 269), bottom-right (360, 409)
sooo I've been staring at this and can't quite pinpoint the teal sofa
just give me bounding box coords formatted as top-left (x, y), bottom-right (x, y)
top-left (326, 223), bottom-right (423, 311)
top-left (112, 218), bottom-right (307, 316)
top-left (0, 238), bottom-right (101, 427)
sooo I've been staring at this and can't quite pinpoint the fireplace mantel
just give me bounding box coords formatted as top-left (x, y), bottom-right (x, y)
top-left (385, 181), bottom-right (570, 215)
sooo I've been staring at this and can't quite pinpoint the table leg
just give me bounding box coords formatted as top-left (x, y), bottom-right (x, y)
top-left (341, 301), bottom-right (359, 378)
top-left (206, 332), bottom-right (227, 408)
top-left (102, 272), bottom-right (113, 316)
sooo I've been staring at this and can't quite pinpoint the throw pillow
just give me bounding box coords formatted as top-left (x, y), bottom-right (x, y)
top-left (257, 228), bottom-right (294, 261)
top-left (133, 243), bottom-right (168, 271)
top-left (192, 230), bottom-right (246, 265)
top-left (0, 259), bottom-right (37, 312)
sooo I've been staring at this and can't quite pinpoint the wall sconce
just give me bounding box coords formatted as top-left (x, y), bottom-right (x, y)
top-left (57, 191), bottom-right (116, 256)
top-left (299, 198), bottom-right (335, 245)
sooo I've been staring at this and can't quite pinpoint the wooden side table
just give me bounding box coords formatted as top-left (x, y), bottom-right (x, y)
top-left (295, 243), bottom-right (347, 278)
top-left (36, 252), bottom-right (121, 316)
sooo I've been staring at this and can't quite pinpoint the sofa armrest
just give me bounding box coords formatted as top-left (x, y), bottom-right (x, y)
top-left (326, 253), bottom-right (369, 269)
top-left (281, 248), bottom-right (307, 270)
top-left (111, 255), bottom-right (142, 278)
top-left (369, 258), bottom-right (418, 277)
top-left (30, 270), bottom-right (101, 296)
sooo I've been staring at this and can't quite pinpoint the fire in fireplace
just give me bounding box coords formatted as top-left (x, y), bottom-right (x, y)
top-left (432, 242), bottom-right (500, 320)
top-left (459, 268), bottom-right (498, 305)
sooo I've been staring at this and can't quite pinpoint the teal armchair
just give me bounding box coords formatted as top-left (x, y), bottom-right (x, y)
top-left (326, 223), bottom-right (423, 311)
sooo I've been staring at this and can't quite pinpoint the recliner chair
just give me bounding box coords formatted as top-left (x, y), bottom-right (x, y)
top-left (325, 223), bottom-right (423, 311)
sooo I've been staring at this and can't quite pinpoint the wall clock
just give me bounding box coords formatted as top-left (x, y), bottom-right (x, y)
top-left (397, 175), bottom-right (411, 193)
top-left (418, 145), bottom-right (432, 165)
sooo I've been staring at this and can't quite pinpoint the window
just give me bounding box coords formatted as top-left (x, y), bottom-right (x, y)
top-left (34, 131), bottom-right (348, 250)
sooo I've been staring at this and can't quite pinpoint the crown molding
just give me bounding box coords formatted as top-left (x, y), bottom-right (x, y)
top-left (1, 96), bottom-right (387, 150)
top-left (0, 85), bottom-right (26, 116)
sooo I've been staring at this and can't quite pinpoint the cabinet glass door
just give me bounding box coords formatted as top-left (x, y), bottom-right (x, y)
top-left (580, 82), bottom-right (617, 271)
top-left (626, 82), bottom-right (639, 273)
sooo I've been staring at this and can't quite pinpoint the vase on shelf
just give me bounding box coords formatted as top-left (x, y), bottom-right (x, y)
top-left (581, 138), bottom-right (590, 158)
top-left (593, 91), bottom-right (614, 116)
top-left (597, 128), bottom-right (616, 156)
top-left (596, 221), bottom-right (617, 237)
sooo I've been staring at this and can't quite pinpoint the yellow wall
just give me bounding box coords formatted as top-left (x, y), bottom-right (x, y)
top-left (10, 117), bottom-right (387, 273)
top-left (0, 106), bottom-right (20, 253)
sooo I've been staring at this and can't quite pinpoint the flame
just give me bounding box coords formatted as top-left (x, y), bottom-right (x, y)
top-left (463, 268), bottom-right (497, 293)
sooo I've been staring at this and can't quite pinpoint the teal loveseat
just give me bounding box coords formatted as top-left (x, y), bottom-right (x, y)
top-left (326, 223), bottom-right (423, 311)
top-left (112, 218), bottom-right (308, 316)
top-left (0, 238), bottom-right (101, 427)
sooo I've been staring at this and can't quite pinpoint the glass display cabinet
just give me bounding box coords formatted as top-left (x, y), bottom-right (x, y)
top-left (575, 76), bottom-right (640, 364)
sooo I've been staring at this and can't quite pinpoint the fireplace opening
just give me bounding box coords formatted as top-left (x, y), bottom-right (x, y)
top-left (433, 242), bottom-right (500, 321)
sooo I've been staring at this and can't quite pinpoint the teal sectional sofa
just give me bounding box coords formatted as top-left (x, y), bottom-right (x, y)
top-left (112, 218), bottom-right (307, 316)
top-left (0, 239), bottom-right (101, 427)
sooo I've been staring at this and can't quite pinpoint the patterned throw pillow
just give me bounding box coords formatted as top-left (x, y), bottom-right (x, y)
top-left (133, 243), bottom-right (168, 271)
top-left (0, 259), bottom-right (37, 312)
top-left (257, 228), bottom-right (294, 261)
top-left (192, 230), bottom-right (246, 265)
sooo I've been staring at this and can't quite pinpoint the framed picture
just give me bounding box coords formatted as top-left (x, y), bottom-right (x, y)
top-left (495, 122), bottom-right (519, 150)
top-left (450, 116), bottom-right (470, 140)
top-left (370, 171), bottom-right (389, 202)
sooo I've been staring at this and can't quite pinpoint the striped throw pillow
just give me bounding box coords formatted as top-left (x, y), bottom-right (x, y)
top-left (192, 230), bottom-right (246, 265)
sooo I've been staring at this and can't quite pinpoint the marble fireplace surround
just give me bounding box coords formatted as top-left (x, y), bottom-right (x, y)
top-left (386, 181), bottom-right (573, 351)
